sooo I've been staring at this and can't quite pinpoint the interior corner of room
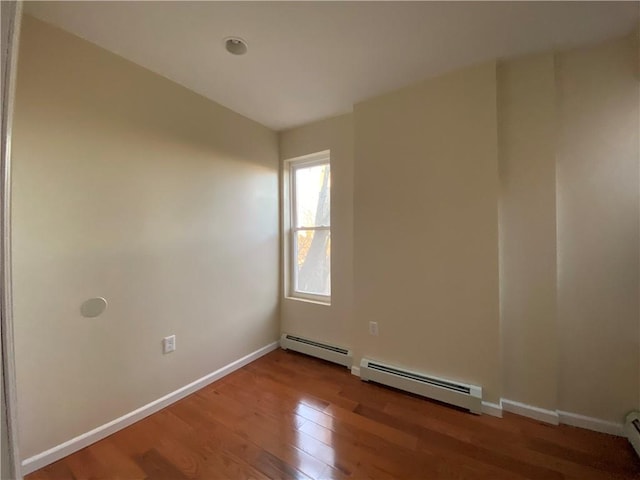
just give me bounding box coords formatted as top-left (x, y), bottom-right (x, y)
top-left (1, 2), bottom-right (640, 479)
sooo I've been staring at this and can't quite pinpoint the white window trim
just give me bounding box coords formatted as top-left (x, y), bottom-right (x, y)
top-left (283, 150), bottom-right (331, 305)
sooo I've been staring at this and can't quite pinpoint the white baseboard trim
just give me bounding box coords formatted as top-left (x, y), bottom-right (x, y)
top-left (501, 399), bottom-right (624, 435)
top-left (349, 371), bottom-right (621, 435)
top-left (481, 401), bottom-right (503, 418)
top-left (21, 341), bottom-right (279, 475)
top-left (558, 410), bottom-right (624, 437)
top-left (501, 399), bottom-right (559, 425)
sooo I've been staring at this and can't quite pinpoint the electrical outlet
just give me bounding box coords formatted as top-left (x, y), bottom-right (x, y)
top-left (369, 321), bottom-right (379, 336)
top-left (163, 335), bottom-right (176, 354)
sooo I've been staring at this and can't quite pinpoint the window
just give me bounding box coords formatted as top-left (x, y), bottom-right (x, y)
top-left (286, 151), bottom-right (331, 303)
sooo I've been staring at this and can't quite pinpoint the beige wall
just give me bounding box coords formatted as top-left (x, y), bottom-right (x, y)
top-left (497, 54), bottom-right (558, 411)
top-left (12, 17), bottom-right (279, 458)
top-left (281, 33), bottom-right (639, 422)
top-left (497, 34), bottom-right (639, 421)
top-left (353, 63), bottom-right (501, 403)
top-left (556, 35), bottom-right (639, 422)
top-left (279, 114), bottom-right (354, 347)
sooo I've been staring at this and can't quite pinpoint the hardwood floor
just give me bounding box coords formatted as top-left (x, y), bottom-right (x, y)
top-left (27, 349), bottom-right (640, 479)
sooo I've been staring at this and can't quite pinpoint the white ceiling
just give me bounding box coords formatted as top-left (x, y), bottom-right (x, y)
top-left (25, 1), bottom-right (639, 131)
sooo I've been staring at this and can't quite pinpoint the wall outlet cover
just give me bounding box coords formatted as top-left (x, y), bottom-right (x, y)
top-left (163, 335), bottom-right (176, 354)
top-left (369, 321), bottom-right (379, 336)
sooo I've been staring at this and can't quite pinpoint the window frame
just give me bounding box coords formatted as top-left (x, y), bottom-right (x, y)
top-left (284, 150), bottom-right (331, 305)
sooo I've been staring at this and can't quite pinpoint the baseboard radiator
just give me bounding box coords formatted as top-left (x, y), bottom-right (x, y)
top-left (626, 412), bottom-right (640, 458)
top-left (360, 358), bottom-right (482, 414)
top-left (280, 334), bottom-right (353, 368)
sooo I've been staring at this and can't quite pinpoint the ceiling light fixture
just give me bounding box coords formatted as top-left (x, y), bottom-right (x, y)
top-left (224, 37), bottom-right (248, 55)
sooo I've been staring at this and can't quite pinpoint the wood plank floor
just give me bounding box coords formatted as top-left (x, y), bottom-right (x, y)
top-left (27, 349), bottom-right (640, 479)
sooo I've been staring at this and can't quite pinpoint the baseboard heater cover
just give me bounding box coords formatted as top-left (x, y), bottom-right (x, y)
top-left (280, 333), bottom-right (353, 368)
top-left (360, 358), bottom-right (482, 414)
top-left (626, 411), bottom-right (640, 458)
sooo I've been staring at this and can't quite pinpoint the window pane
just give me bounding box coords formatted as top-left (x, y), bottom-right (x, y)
top-left (295, 229), bottom-right (330, 296)
top-left (294, 163), bottom-right (330, 228)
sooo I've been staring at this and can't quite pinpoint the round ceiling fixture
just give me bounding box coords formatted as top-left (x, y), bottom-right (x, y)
top-left (224, 37), bottom-right (248, 55)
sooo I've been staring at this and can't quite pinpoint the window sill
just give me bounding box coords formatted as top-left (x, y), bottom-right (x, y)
top-left (284, 295), bottom-right (331, 306)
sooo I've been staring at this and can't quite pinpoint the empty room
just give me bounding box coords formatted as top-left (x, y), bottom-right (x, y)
top-left (1, 1), bottom-right (640, 479)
